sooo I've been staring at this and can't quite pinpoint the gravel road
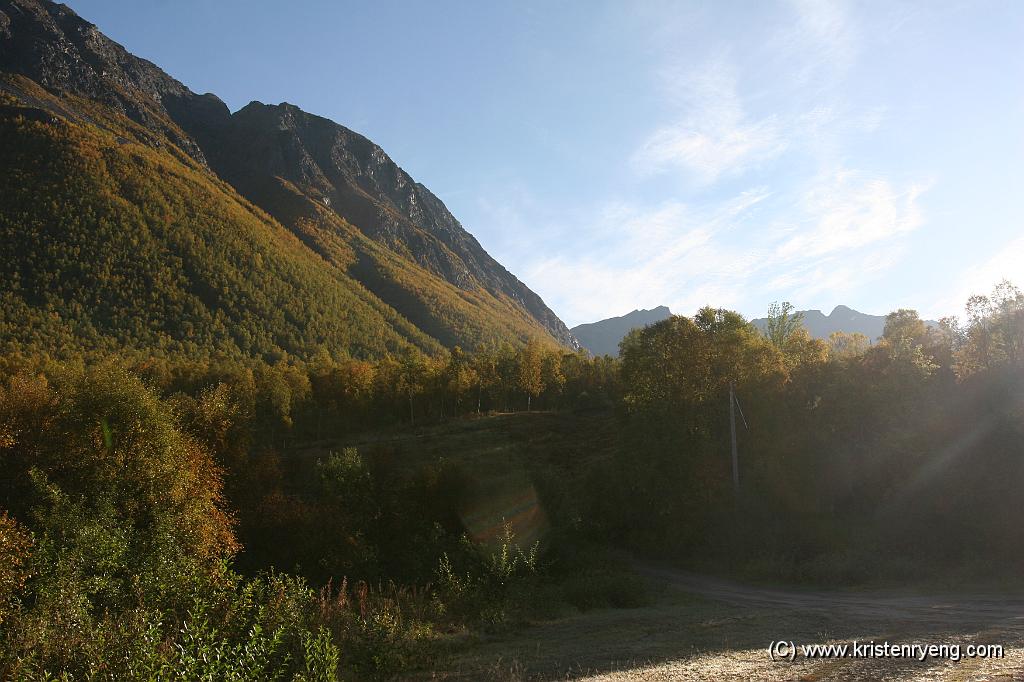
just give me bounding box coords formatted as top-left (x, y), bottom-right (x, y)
top-left (438, 563), bottom-right (1024, 681)
top-left (583, 563), bottom-right (1024, 681)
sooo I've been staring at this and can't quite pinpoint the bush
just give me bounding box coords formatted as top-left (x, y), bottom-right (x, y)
top-left (0, 367), bottom-right (343, 680)
top-left (1, 571), bottom-right (341, 681)
top-left (0, 513), bottom-right (32, 628)
top-left (315, 578), bottom-right (445, 678)
top-left (434, 524), bottom-right (540, 628)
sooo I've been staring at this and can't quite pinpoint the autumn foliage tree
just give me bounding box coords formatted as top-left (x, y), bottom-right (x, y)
top-left (517, 339), bottom-right (545, 411)
top-left (590, 286), bottom-right (1024, 578)
top-left (0, 364), bottom-right (239, 611)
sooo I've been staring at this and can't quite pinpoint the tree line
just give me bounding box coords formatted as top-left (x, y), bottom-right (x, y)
top-left (2, 280), bottom-right (1021, 677)
top-left (586, 281), bottom-right (1024, 582)
top-left (0, 338), bottom-right (620, 679)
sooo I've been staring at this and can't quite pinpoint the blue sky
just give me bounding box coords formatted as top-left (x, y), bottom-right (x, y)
top-left (70, 0), bottom-right (1024, 326)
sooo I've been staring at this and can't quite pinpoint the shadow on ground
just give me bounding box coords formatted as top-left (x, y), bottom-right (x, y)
top-left (420, 564), bottom-right (1024, 681)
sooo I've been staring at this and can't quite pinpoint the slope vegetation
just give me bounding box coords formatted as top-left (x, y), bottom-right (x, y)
top-left (0, 0), bottom-right (574, 358)
top-left (0, 83), bottom-right (441, 359)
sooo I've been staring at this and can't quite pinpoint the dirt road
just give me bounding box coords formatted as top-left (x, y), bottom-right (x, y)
top-left (636, 563), bottom-right (1024, 630)
top-left (439, 563), bottom-right (1024, 681)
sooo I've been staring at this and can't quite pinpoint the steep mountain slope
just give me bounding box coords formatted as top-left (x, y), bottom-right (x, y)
top-left (0, 81), bottom-right (443, 359)
top-left (571, 306), bottom-right (673, 357)
top-left (178, 100), bottom-right (576, 349)
top-left (0, 0), bottom-right (574, 357)
top-left (0, 0), bottom-right (208, 161)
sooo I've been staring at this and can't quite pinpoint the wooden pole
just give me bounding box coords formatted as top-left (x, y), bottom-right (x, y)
top-left (729, 381), bottom-right (739, 504)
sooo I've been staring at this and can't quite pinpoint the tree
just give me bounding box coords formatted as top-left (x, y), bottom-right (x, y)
top-left (396, 353), bottom-right (428, 424)
top-left (827, 331), bottom-right (869, 359)
top-left (956, 280), bottom-right (1024, 376)
top-left (540, 350), bottom-right (566, 407)
top-left (0, 365), bottom-right (239, 613)
top-left (883, 309), bottom-right (927, 344)
top-left (622, 308), bottom-right (785, 415)
top-left (764, 301), bottom-right (805, 350)
top-left (471, 343), bottom-right (500, 414)
top-left (444, 347), bottom-right (477, 417)
top-left (517, 339), bottom-right (544, 411)
top-left (495, 343), bottom-right (520, 411)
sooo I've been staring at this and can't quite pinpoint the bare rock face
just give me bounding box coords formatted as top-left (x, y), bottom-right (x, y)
top-left (0, 0), bottom-right (211, 162)
top-left (184, 101), bottom-right (577, 347)
top-left (0, 0), bottom-right (578, 349)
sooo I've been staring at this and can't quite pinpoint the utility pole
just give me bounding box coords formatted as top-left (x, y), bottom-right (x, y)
top-left (729, 381), bottom-right (739, 504)
top-left (728, 382), bottom-right (749, 507)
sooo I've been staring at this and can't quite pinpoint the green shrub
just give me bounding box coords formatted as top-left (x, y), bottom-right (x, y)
top-left (434, 524), bottom-right (539, 628)
top-left (1, 572), bottom-right (341, 681)
top-left (315, 578), bottom-right (444, 678)
top-left (0, 513), bottom-right (32, 628)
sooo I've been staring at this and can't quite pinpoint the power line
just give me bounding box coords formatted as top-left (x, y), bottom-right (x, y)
top-left (729, 381), bottom-right (749, 507)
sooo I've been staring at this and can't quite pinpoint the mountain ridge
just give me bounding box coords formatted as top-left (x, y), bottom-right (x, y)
top-left (749, 305), bottom-right (939, 341)
top-left (0, 0), bottom-right (577, 355)
top-left (571, 306), bottom-right (673, 357)
top-left (573, 304), bottom-right (939, 357)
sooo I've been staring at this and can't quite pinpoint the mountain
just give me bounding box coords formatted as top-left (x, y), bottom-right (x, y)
top-left (571, 306), bottom-right (672, 357)
top-left (750, 305), bottom-right (937, 341)
top-left (0, 0), bottom-right (575, 359)
top-left (573, 304), bottom-right (937, 357)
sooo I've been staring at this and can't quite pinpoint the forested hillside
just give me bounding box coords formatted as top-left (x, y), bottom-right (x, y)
top-left (0, 0), bottom-right (575, 360)
top-left (0, 85), bottom-right (445, 359)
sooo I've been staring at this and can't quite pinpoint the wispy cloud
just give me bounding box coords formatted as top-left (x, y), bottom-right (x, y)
top-left (628, 0), bottom-right (872, 189)
top-left (523, 192), bottom-right (770, 325)
top-left (767, 245), bottom-right (907, 302)
top-left (473, 0), bottom-right (952, 327)
top-left (519, 168), bottom-right (927, 326)
top-left (775, 169), bottom-right (928, 259)
top-left (631, 56), bottom-right (788, 185)
top-left (774, 0), bottom-right (860, 82)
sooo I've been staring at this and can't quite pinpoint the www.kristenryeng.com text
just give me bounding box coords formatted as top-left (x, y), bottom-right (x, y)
top-left (768, 640), bottom-right (1004, 663)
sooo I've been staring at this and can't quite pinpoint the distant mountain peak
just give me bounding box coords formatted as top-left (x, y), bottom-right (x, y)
top-left (828, 304), bottom-right (862, 320)
top-left (571, 306), bottom-right (673, 357)
top-left (751, 305), bottom-right (937, 341)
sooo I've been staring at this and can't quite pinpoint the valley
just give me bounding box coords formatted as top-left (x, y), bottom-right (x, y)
top-left (1, 1), bottom-right (1022, 680)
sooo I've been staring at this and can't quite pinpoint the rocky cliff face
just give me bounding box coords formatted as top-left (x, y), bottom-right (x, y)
top-left (0, 0), bottom-right (576, 349)
top-left (0, 0), bottom-right (209, 161)
top-left (180, 100), bottom-right (576, 347)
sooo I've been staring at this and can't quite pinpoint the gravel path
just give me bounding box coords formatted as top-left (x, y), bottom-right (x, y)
top-left (635, 563), bottom-right (1024, 629)
top-left (582, 563), bottom-right (1024, 681)
top-left (437, 563), bottom-right (1024, 681)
